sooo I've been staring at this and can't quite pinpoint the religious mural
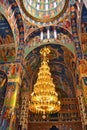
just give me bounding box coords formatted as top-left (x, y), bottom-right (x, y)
top-left (0, 70), bottom-right (7, 116)
top-left (4, 63), bottom-right (21, 79)
top-left (21, 0), bottom-right (66, 20)
top-left (78, 59), bottom-right (87, 104)
top-left (19, 0), bottom-right (68, 26)
top-left (0, 71), bottom-right (7, 130)
top-left (0, 0), bottom-right (24, 62)
top-left (25, 44), bottom-right (76, 98)
top-left (0, 13), bottom-right (16, 63)
top-left (4, 82), bottom-right (16, 107)
top-left (0, 81), bottom-right (19, 130)
top-left (0, 0), bottom-right (87, 129)
top-left (0, 13), bottom-right (14, 45)
top-left (24, 26), bottom-right (75, 58)
top-left (81, 4), bottom-right (87, 58)
top-left (0, 46), bottom-right (16, 62)
top-left (0, 106), bottom-right (11, 130)
top-left (82, 77), bottom-right (87, 103)
top-left (21, 78), bottom-right (29, 92)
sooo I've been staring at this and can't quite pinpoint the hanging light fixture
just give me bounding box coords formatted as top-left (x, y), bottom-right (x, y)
top-left (29, 47), bottom-right (61, 118)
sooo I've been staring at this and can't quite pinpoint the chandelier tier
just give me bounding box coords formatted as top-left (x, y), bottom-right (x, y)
top-left (29, 47), bottom-right (61, 117)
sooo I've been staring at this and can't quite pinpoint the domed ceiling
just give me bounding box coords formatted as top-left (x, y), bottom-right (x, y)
top-left (20, 0), bottom-right (68, 22)
top-left (25, 44), bottom-right (76, 98)
top-left (19, 0), bottom-right (69, 26)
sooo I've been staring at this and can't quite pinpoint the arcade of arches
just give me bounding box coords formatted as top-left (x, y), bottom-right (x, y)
top-left (0, 0), bottom-right (87, 130)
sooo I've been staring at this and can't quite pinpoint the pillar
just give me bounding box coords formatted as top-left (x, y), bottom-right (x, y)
top-left (77, 59), bottom-right (87, 128)
top-left (0, 62), bottom-right (22, 130)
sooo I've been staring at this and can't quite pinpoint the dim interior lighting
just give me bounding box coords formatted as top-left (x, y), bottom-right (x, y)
top-left (29, 47), bottom-right (61, 118)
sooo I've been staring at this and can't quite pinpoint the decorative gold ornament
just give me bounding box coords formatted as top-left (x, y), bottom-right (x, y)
top-left (29, 47), bottom-right (61, 118)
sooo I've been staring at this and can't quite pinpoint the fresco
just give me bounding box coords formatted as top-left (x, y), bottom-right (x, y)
top-left (0, 65), bottom-right (20, 130)
top-left (21, 0), bottom-right (66, 22)
top-left (59, 18), bottom-right (71, 31)
top-left (4, 63), bottom-right (22, 79)
top-left (0, 13), bottom-right (14, 45)
top-left (25, 44), bottom-right (76, 98)
top-left (70, 0), bottom-right (82, 60)
top-left (0, 46), bottom-right (16, 62)
top-left (4, 82), bottom-right (16, 107)
top-left (17, 0), bottom-right (69, 26)
top-left (0, 63), bottom-right (22, 82)
top-left (81, 4), bottom-right (87, 59)
top-left (24, 23), bottom-right (38, 39)
top-left (0, 13), bottom-right (16, 62)
top-left (16, 0), bottom-right (69, 26)
top-left (50, 63), bottom-right (75, 98)
top-left (0, 82), bottom-right (17, 130)
top-left (78, 59), bottom-right (87, 104)
top-left (82, 77), bottom-right (87, 103)
top-left (0, 71), bottom-right (7, 130)
top-left (21, 78), bottom-right (29, 92)
top-left (0, 106), bottom-right (11, 130)
top-left (24, 26), bottom-right (75, 57)
top-left (0, 0), bottom-right (24, 62)
top-left (0, 71), bottom-right (7, 115)
top-left (0, 83), bottom-right (17, 130)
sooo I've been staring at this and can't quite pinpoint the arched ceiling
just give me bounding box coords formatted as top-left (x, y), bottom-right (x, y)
top-left (0, 13), bottom-right (14, 44)
top-left (20, 0), bottom-right (68, 23)
top-left (0, 0), bottom-right (86, 61)
top-left (0, 0), bottom-right (87, 98)
top-left (18, 0), bottom-right (69, 26)
top-left (24, 26), bottom-right (75, 58)
top-left (0, 13), bottom-right (16, 63)
top-left (0, 0), bottom-right (24, 62)
top-left (25, 44), bottom-right (76, 98)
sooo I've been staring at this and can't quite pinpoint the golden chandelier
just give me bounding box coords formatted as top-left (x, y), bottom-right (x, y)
top-left (29, 47), bottom-right (61, 118)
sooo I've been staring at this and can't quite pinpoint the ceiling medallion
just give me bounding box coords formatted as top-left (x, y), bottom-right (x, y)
top-left (20, 0), bottom-right (69, 23)
top-left (29, 47), bottom-right (61, 118)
